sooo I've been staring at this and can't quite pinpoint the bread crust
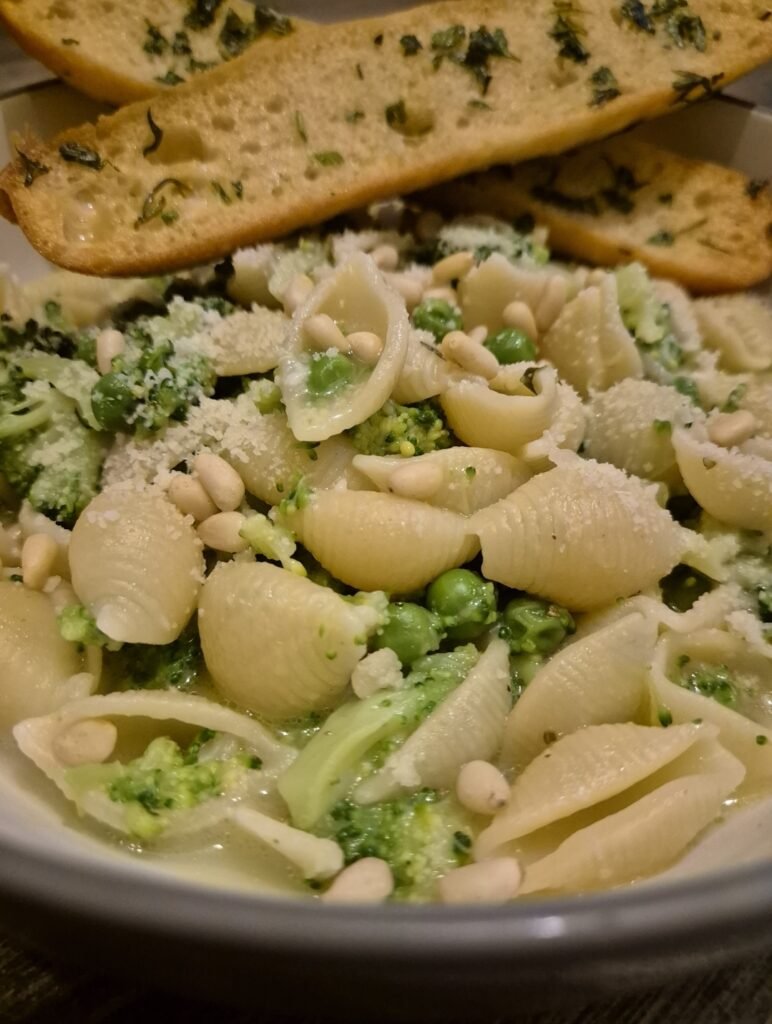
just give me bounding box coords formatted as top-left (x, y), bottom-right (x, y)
top-left (1, 0), bottom-right (770, 277)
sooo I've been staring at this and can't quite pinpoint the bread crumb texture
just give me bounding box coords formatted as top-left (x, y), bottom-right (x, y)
top-left (1, 0), bottom-right (771, 276)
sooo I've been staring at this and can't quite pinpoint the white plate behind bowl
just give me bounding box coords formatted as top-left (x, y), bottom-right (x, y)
top-left (0, 84), bottom-right (772, 898)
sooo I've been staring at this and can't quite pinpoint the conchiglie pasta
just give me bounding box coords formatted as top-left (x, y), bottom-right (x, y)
top-left (277, 253), bottom-right (408, 441)
top-left (293, 490), bottom-right (478, 593)
top-left (584, 379), bottom-right (701, 488)
top-left (500, 613), bottom-right (657, 770)
top-left (539, 275), bottom-right (642, 398)
top-left (440, 365), bottom-right (558, 455)
top-left (477, 721), bottom-right (709, 857)
top-left (355, 639), bottom-right (511, 803)
top-left (694, 294), bottom-right (772, 372)
top-left (0, 583), bottom-right (90, 728)
top-left (519, 740), bottom-right (745, 895)
top-left (392, 328), bottom-right (450, 404)
top-left (673, 425), bottom-right (772, 532)
top-left (735, 379), bottom-right (772, 438)
top-left (69, 488), bottom-right (203, 645)
top-left (351, 447), bottom-right (530, 515)
top-left (459, 254), bottom-right (573, 334)
top-left (199, 561), bottom-right (384, 719)
top-left (472, 459), bottom-right (685, 611)
top-left (520, 382), bottom-right (586, 471)
top-left (209, 307), bottom-right (289, 376)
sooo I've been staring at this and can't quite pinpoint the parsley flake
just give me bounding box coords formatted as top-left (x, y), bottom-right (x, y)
top-left (59, 142), bottom-right (104, 171)
top-left (590, 66), bottom-right (621, 107)
top-left (313, 151), bottom-right (344, 167)
top-left (16, 149), bottom-right (49, 187)
top-left (142, 109), bottom-right (164, 157)
top-left (400, 34), bottom-right (422, 55)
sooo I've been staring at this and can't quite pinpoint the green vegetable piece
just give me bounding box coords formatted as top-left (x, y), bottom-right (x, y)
top-left (680, 663), bottom-right (738, 709)
top-left (660, 564), bottom-right (714, 613)
top-left (757, 586), bottom-right (772, 624)
top-left (499, 595), bottom-right (575, 655)
top-left (348, 399), bottom-right (450, 457)
top-left (307, 351), bottom-right (355, 399)
top-left (106, 621), bottom-right (203, 691)
top-left (58, 604), bottom-right (111, 648)
top-left (426, 568), bottom-right (497, 641)
top-left (278, 646), bottom-right (478, 828)
top-left (483, 327), bottom-right (537, 364)
top-left (371, 602), bottom-right (443, 666)
top-left (411, 298), bottom-right (462, 341)
top-left (90, 373), bottom-right (137, 432)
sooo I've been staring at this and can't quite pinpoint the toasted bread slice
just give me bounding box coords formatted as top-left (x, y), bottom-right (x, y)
top-left (2, 0), bottom-right (770, 277)
top-left (418, 137), bottom-right (772, 293)
top-left (0, 1), bottom-right (306, 106)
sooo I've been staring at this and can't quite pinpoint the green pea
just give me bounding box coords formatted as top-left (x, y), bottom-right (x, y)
top-left (483, 327), bottom-right (537, 365)
top-left (371, 602), bottom-right (443, 666)
top-left (411, 299), bottom-right (462, 342)
top-left (307, 352), bottom-right (354, 399)
top-left (499, 596), bottom-right (574, 656)
top-left (425, 569), bottom-right (497, 641)
top-left (91, 373), bottom-right (137, 432)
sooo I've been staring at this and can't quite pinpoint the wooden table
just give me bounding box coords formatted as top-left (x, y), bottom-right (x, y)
top-left (1, 27), bottom-right (772, 1024)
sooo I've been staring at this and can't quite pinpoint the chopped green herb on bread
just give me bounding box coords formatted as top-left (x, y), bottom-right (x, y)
top-left (1, 0), bottom-right (770, 277)
top-left (0, 0), bottom-right (304, 106)
top-left (418, 137), bottom-right (772, 293)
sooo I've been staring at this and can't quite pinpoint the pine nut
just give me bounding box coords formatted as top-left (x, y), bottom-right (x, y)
top-left (439, 858), bottom-right (522, 904)
top-left (389, 460), bottom-right (444, 500)
top-left (21, 533), bottom-right (59, 590)
top-left (535, 277), bottom-right (568, 331)
top-left (707, 410), bottom-right (757, 449)
top-left (283, 273), bottom-right (314, 315)
top-left (387, 274), bottom-right (424, 312)
top-left (347, 331), bottom-right (383, 366)
top-left (53, 719), bottom-right (118, 767)
top-left (502, 301), bottom-right (538, 340)
top-left (440, 331), bottom-right (499, 380)
top-left (304, 313), bottom-right (348, 353)
top-left (322, 858), bottom-right (394, 904)
top-left (456, 760), bottom-right (510, 815)
top-left (168, 474), bottom-right (218, 521)
top-left (416, 210), bottom-right (443, 242)
top-left (422, 286), bottom-right (457, 305)
top-left (0, 522), bottom-right (21, 564)
top-left (432, 250), bottom-right (475, 285)
top-left (197, 511), bottom-right (249, 553)
top-left (371, 244), bottom-right (400, 272)
top-left (193, 453), bottom-right (245, 512)
top-left (467, 325), bottom-right (488, 346)
top-left (96, 328), bottom-right (126, 375)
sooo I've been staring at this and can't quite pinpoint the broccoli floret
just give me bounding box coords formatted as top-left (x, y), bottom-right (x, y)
top-left (660, 564), bottom-right (714, 613)
top-left (58, 604), bottom-right (113, 648)
top-left (615, 263), bottom-right (688, 380)
top-left (240, 512), bottom-right (306, 574)
top-left (319, 789), bottom-right (475, 900)
top-left (106, 621), bottom-right (203, 691)
top-left (91, 328), bottom-right (215, 435)
top-left (679, 659), bottom-right (738, 709)
top-left (498, 595), bottom-right (575, 655)
top-left (411, 299), bottom-right (462, 342)
top-left (348, 399), bottom-right (451, 457)
top-left (278, 646), bottom-right (479, 828)
top-left (433, 219), bottom-right (550, 267)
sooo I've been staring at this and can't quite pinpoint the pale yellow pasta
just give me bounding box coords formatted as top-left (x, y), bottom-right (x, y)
top-left (351, 447), bottom-right (531, 515)
top-left (20, 269), bottom-right (161, 328)
top-left (694, 294), bottom-right (772, 372)
top-left (209, 306), bottom-right (289, 376)
top-left (231, 806), bottom-right (344, 881)
top-left (673, 425), bottom-right (772, 532)
top-left (199, 561), bottom-right (384, 719)
top-left (477, 722), bottom-right (709, 857)
top-left (500, 613), bottom-right (657, 770)
top-left (520, 382), bottom-right (586, 471)
top-left (459, 254), bottom-right (573, 333)
top-left (584, 379), bottom-right (701, 488)
top-left (278, 253), bottom-right (408, 441)
top-left (69, 488), bottom-right (204, 644)
top-left (293, 490), bottom-right (478, 593)
top-left (539, 275), bottom-right (642, 398)
top-left (519, 740), bottom-right (745, 895)
top-left (392, 328), bottom-right (450, 404)
top-left (735, 379), bottom-right (772, 438)
top-left (355, 639), bottom-right (511, 803)
top-left (0, 583), bottom-right (90, 728)
top-left (472, 458), bottom-right (685, 610)
top-left (441, 365), bottom-right (558, 455)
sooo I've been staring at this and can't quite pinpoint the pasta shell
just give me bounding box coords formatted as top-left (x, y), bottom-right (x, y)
top-left (472, 458), bottom-right (685, 610)
top-left (355, 639), bottom-right (512, 803)
top-left (539, 275), bottom-right (642, 398)
top-left (441, 365), bottom-right (558, 455)
top-left (673, 424), bottom-right (772, 532)
top-left (0, 583), bottom-right (89, 728)
top-left (209, 306), bottom-right (289, 376)
top-left (69, 487), bottom-right (204, 645)
top-left (459, 254), bottom-right (573, 333)
top-left (735, 379), bottom-right (772, 439)
top-left (352, 447), bottom-right (530, 515)
top-left (199, 561), bottom-right (384, 719)
top-left (478, 721), bottom-right (710, 857)
top-left (584, 379), bottom-right (702, 488)
top-left (392, 328), bottom-right (450, 404)
top-left (277, 253), bottom-right (408, 441)
top-left (293, 490), bottom-right (479, 593)
top-left (519, 740), bottom-right (745, 895)
top-left (520, 383), bottom-right (586, 471)
top-left (694, 294), bottom-right (772, 372)
top-left (500, 612), bottom-right (657, 770)
top-left (231, 806), bottom-right (343, 881)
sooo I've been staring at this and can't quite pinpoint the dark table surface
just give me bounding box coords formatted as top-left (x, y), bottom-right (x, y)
top-left (2, 26), bottom-right (772, 1024)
